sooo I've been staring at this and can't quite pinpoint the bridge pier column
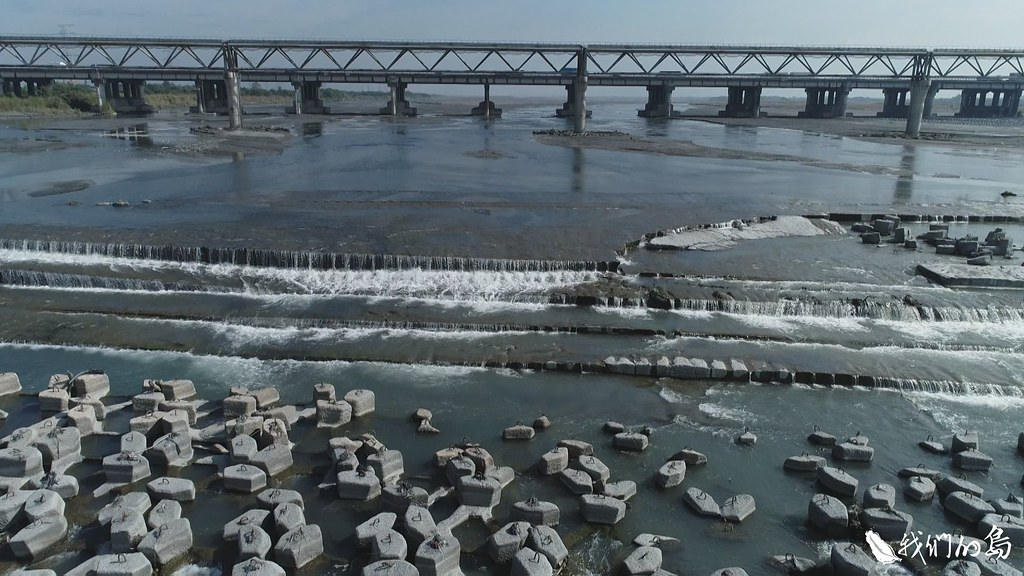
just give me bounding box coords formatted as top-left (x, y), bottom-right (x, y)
top-left (555, 82), bottom-right (592, 123)
top-left (470, 84), bottom-right (502, 117)
top-left (226, 71), bottom-right (242, 130)
top-left (905, 78), bottom-right (931, 138)
top-left (380, 81), bottom-right (416, 116)
top-left (718, 86), bottom-right (761, 118)
top-left (638, 85), bottom-right (679, 118)
top-left (877, 88), bottom-right (909, 118)
top-left (922, 83), bottom-right (940, 117)
top-left (1, 79), bottom-right (12, 97)
top-left (798, 86), bottom-right (850, 118)
top-left (956, 88), bottom-right (1022, 117)
top-left (190, 80), bottom-right (229, 115)
top-left (190, 80), bottom-right (206, 114)
top-left (97, 79), bottom-right (154, 115)
top-left (288, 80), bottom-right (329, 115)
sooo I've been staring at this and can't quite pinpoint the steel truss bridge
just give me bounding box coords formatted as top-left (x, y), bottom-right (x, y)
top-left (1, 37), bottom-right (1022, 90)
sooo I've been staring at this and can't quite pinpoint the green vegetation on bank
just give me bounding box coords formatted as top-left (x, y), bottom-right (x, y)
top-left (0, 80), bottom-right (426, 115)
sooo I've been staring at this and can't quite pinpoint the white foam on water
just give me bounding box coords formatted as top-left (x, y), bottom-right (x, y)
top-left (595, 306), bottom-right (651, 319)
top-left (172, 566), bottom-right (223, 576)
top-left (697, 402), bottom-right (759, 424)
top-left (659, 386), bottom-right (686, 404)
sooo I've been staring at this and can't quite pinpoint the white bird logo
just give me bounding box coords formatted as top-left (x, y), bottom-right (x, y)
top-left (865, 530), bottom-right (900, 564)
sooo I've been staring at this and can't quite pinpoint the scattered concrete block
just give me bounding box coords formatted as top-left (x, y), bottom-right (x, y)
top-left (373, 528), bottom-right (408, 561)
top-left (66, 405), bottom-right (100, 435)
top-left (334, 449), bottom-right (359, 473)
top-left (404, 505), bottom-right (437, 546)
top-left (38, 388), bottom-right (70, 412)
top-left (720, 494), bottom-right (756, 522)
top-left (556, 439), bottom-right (593, 459)
top-left (415, 532), bottom-right (461, 576)
top-left (445, 455), bottom-right (476, 485)
top-left (579, 494), bottom-right (626, 525)
top-left (784, 453), bottom-right (826, 472)
top-left (861, 507), bottom-right (913, 541)
top-left (145, 432), bottom-right (193, 467)
top-left (0, 490), bottom-right (30, 530)
top-left (337, 468), bottom-right (382, 501)
top-left (232, 434), bottom-right (258, 463)
top-left (232, 558), bottom-right (285, 576)
top-left (0, 372), bottom-right (22, 397)
top-left (121, 431), bottom-right (148, 454)
top-left (362, 560), bottom-right (418, 576)
top-left (238, 525), bottom-right (272, 560)
top-left (250, 388), bottom-right (280, 410)
top-left (943, 491), bottom-right (995, 523)
top-left (73, 372), bottom-right (110, 398)
top-left (274, 524), bottom-right (323, 569)
top-left (98, 492), bottom-right (152, 526)
top-left (223, 464), bottom-right (267, 493)
top-left (356, 512), bottom-right (398, 547)
top-left (28, 472), bottom-right (78, 499)
top-left (951, 431), bottom-right (979, 454)
top-left (223, 509), bottom-right (271, 542)
top-left (829, 542), bottom-right (877, 576)
top-left (259, 417), bottom-right (289, 447)
top-left (257, 488), bottom-right (303, 511)
top-left (249, 444), bottom-right (292, 477)
top-left (937, 476), bottom-right (984, 499)
top-left (24, 489), bottom-right (64, 521)
top-left (103, 451), bottom-right (151, 484)
top-left (623, 546), bottom-right (662, 575)
top-left (93, 552), bottom-right (153, 576)
top-left (538, 447), bottom-right (568, 476)
top-left (230, 415), bottom-right (264, 439)
top-left (488, 521), bottom-right (530, 563)
top-left (368, 449), bottom-right (404, 484)
top-left (528, 525), bottom-right (568, 568)
top-left (577, 455), bottom-right (610, 483)
top-left (0, 446), bottom-right (44, 478)
top-left (316, 399), bottom-right (352, 428)
top-left (503, 424), bottom-right (536, 440)
top-left (147, 499), bottom-right (182, 530)
top-left (683, 487), bottom-right (721, 517)
top-left (313, 382), bottom-right (336, 402)
top-left (613, 432), bottom-right (649, 452)
top-left (147, 476), bottom-right (196, 502)
top-left (224, 395), bottom-right (257, 418)
top-left (457, 474), bottom-right (501, 507)
top-left (952, 448), bottom-right (993, 471)
top-left (602, 480), bottom-right (637, 501)
top-left (863, 484), bottom-right (896, 509)
top-left (603, 421), bottom-right (625, 434)
top-left (511, 498), bottom-right (559, 526)
top-left (34, 426), bottom-right (82, 469)
top-left (158, 379), bottom-right (196, 401)
top-left (655, 460), bottom-right (686, 488)
top-left (111, 509), bottom-right (148, 553)
top-left (832, 442), bottom-right (874, 462)
top-left (978, 513), bottom-right (1024, 547)
top-left (511, 548), bottom-right (553, 576)
top-left (344, 389), bottom-right (375, 417)
top-left (381, 483), bottom-right (428, 514)
top-left (532, 415), bottom-right (551, 430)
top-left (138, 518), bottom-right (193, 567)
top-left (817, 466), bottom-right (859, 498)
top-left (808, 493), bottom-right (849, 535)
top-left (559, 468), bottom-right (593, 495)
top-left (132, 392), bottom-right (165, 413)
top-left (9, 515), bottom-right (68, 559)
top-left (904, 476), bottom-right (936, 502)
top-left (273, 502), bottom-right (305, 536)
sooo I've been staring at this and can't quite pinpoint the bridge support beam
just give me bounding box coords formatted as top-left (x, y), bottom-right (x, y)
top-left (955, 88), bottom-right (1022, 118)
top-left (288, 80), bottom-right (330, 115)
top-left (638, 85), bottom-right (680, 118)
top-left (922, 83), bottom-right (940, 117)
top-left (190, 80), bottom-right (230, 115)
top-left (2, 79), bottom-right (52, 98)
top-left (226, 71), bottom-right (242, 130)
top-left (470, 84), bottom-right (501, 117)
top-left (877, 88), bottom-right (909, 118)
top-left (798, 86), bottom-right (849, 118)
top-left (718, 86), bottom-right (761, 118)
top-left (905, 79), bottom-right (931, 138)
top-left (94, 79), bottom-right (154, 115)
top-left (380, 81), bottom-right (417, 116)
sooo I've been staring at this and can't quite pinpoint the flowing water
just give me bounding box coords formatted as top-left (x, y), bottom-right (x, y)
top-left (0, 101), bottom-right (1022, 573)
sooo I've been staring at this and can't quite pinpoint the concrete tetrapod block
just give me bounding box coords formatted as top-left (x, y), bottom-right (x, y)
top-left (145, 432), bottom-right (193, 468)
top-left (511, 498), bottom-right (560, 526)
top-left (67, 405), bottom-right (100, 436)
top-left (0, 372), bottom-right (22, 397)
top-left (457, 473), bottom-right (502, 507)
top-left (711, 569), bottom-right (749, 576)
top-left (34, 426), bottom-right (82, 469)
top-left (362, 560), bottom-right (419, 576)
top-left (147, 499), bottom-right (182, 530)
top-left (990, 495), bottom-right (1024, 517)
top-left (9, 515), bottom-right (68, 559)
top-left (683, 487), bottom-right (721, 517)
top-left (337, 469), bottom-right (382, 501)
top-left (445, 455), bottom-right (475, 485)
top-left (936, 476), bottom-right (984, 499)
top-left (623, 545), bottom-right (662, 575)
top-left (230, 415), bottom-right (263, 439)
top-left (111, 509), bottom-right (149, 553)
top-left (121, 431), bottom-right (148, 454)
top-left (344, 389), bottom-right (375, 417)
top-left (416, 532), bottom-right (461, 576)
top-left (99, 492), bottom-right (152, 526)
top-left (952, 448), bottom-right (993, 472)
top-left (104, 451), bottom-right (152, 484)
top-left (373, 528), bottom-right (408, 561)
top-left (0, 446), bottom-right (44, 478)
top-left (808, 493), bottom-right (849, 535)
top-left (257, 488), bottom-right (304, 511)
top-left (158, 379), bottom-right (197, 401)
top-left (784, 453), bottom-right (826, 472)
top-left (224, 395), bottom-right (257, 419)
top-left (313, 382), bottom-right (336, 402)
top-left (538, 447), bottom-right (568, 476)
top-left (132, 393), bottom-right (165, 414)
top-left (273, 502), bottom-right (306, 537)
top-left (817, 467), bottom-right (859, 498)
top-left (259, 418), bottom-right (289, 448)
top-left (720, 494), bottom-right (756, 523)
top-left (249, 445), bottom-right (292, 477)
top-left (403, 505), bottom-right (437, 546)
top-left (655, 460), bottom-right (686, 488)
top-left (512, 548), bottom-right (553, 576)
top-left (231, 434), bottom-right (258, 464)
top-left (38, 388), bottom-right (70, 412)
top-left (91, 552), bottom-right (154, 576)
top-left (382, 483), bottom-right (429, 514)
top-left (503, 424), bottom-right (536, 441)
top-left (978, 513), bottom-right (1024, 547)
top-left (0, 490), bottom-right (31, 531)
top-left (527, 525), bottom-right (567, 568)
top-left (232, 558), bottom-right (286, 576)
top-left (463, 446), bottom-right (494, 473)
top-left (832, 442), bottom-right (874, 462)
top-left (602, 480), bottom-right (637, 501)
top-left (861, 507), bottom-right (913, 541)
top-left (250, 388), bottom-right (280, 410)
top-left (368, 450), bottom-right (405, 485)
top-left (29, 472), bottom-right (79, 499)
top-left (577, 455), bottom-right (610, 483)
top-left (238, 525), bottom-right (273, 560)
top-left (73, 372), bottom-right (110, 398)
top-left (862, 484), bottom-right (896, 509)
top-left (24, 489), bottom-right (64, 521)
top-left (559, 468), bottom-right (593, 495)
top-left (488, 521), bottom-right (530, 563)
top-left (555, 439), bottom-right (593, 459)
top-left (223, 509), bottom-right (271, 542)
top-left (951, 431), bottom-right (979, 454)
top-left (334, 450), bottom-right (359, 473)
top-left (147, 477), bottom-right (196, 502)
top-left (613, 432), bottom-right (649, 452)
top-left (943, 491), bottom-right (995, 524)
top-left (830, 542), bottom-right (877, 576)
top-left (274, 524), bottom-right (323, 570)
top-left (579, 494), bottom-right (626, 525)
top-left (224, 464), bottom-right (268, 494)
top-left (316, 399), bottom-right (352, 428)
top-left (138, 518), bottom-right (192, 567)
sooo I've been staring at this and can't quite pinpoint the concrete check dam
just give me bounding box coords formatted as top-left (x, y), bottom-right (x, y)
top-left (2, 37), bottom-right (1023, 136)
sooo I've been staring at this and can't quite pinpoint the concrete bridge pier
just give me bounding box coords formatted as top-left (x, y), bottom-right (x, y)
top-left (554, 83), bottom-right (592, 123)
top-left (2, 79), bottom-right (52, 97)
top-left (877, 88), bottom-right (909, 118)
top-left (905, 79), bottom-right (931, 138)
top-left (922, 83), bottom-right (940, 117)
top-left (288, 80), bottom-right (330, 115)
top-left (190, 80), bottom-right (230, 115)
top-left (798, 86), bottom-right (849, 118)
top-left (380, 81), bottom-right (417, 116)
top-left (226, 71), bottom-right (242, 130)
top-left (718, 86), bottom-right (761, 118)
top-left (955, 88), bottom-right (1022, 117)
top-left (470, 84), bottom-right (502, 117)
top-left (638, 85), bottom-right (680, 118)
top-left (94, 79), bottom-right (154, 115)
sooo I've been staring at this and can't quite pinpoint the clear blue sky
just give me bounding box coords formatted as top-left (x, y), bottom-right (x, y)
top-left (6, 0), bottom-right (1024, 48)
